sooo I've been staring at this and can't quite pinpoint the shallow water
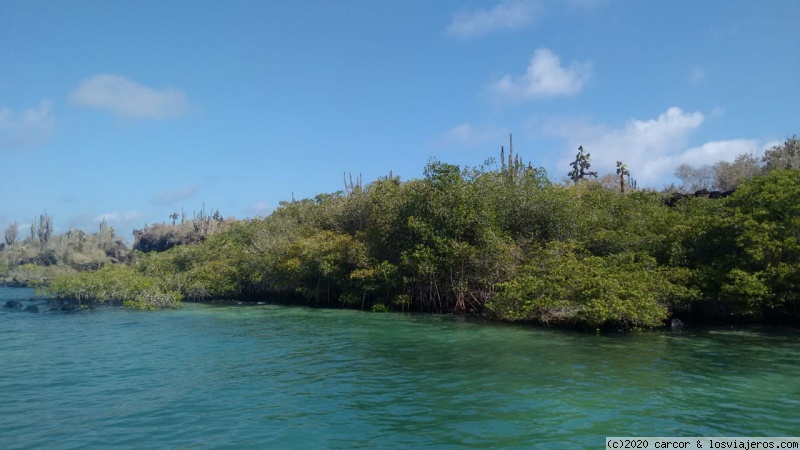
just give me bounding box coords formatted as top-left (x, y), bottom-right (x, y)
top-left (1, 286), bottom-right (798, 448)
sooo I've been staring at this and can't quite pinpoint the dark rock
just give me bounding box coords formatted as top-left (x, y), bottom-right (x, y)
top-left (671, 318), bottom-right (684, 329)
top-left (24, 305), bottom-right (39, 313)
top-left (4, 300), bottom-right (23, 309)
top-left (0, 278), bottom-right (28, 288)
top-left (665, 193), bottom-right (687, 207)
top-left (59, 304), bottom-right (79, 312)
top-left (70, 261), bottom-right (104, 271)
top-left (18, 249), bottom-right (58, 267)
top-left (133, 227), bottom-right (205, 253)
top-left (708, 190), bottom-right (736, 199)
top-left (664, 189), bottom-right (736, 207)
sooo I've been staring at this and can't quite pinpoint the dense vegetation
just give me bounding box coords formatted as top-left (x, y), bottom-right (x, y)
top-left (12, 136), bottom-right (800, 329)
top-left (0, 216), bottom-right (130, 286)
top-left (0, 206), bottom-right (227, 287)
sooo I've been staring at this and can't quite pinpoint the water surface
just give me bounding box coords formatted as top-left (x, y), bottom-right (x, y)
top-left (1, 286), bottom-right (798, 448)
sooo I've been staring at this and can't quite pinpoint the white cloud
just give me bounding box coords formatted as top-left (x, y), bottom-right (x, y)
top-left (151, 186), bottom-right (198, 205)
top-left (71, 74), bottom-right (191, 119)
top-left (546, 108), bottom-right (776, 187)
top-left (446, 0), bottom-right (541, 39)
top-left (441, 123), bottom-right (509, 147)
top-left (490, 49), bottom-right (591, 101)
top-left (675, 140), bottom-right (760, 166)
top-left (545, 107), bottom-right (742, 185)
top-left (0, 100), bottom-right (54, 149)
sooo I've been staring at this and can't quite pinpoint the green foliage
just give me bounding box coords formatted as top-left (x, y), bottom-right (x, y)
top-left (486, 242), bottom-right (689, 329)
top-left (0, 215), bottom-right (132, 286)
top-left (47, 264), bottom-right (181, 309)
top-left (278, 230), bottom-right (369, 303)
top-left (656, 170), bottom-right (800, 321)
top-left (6, 263), bottom-right (77, 287)
top-left (722, 170), bottom-right (800, 317)
top-left (370, 304), bottom-right (389, 313)
top-left (34, 146), bottom-right (800, 328)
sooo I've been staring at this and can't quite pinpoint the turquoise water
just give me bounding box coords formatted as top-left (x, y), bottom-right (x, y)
top-left (1, 286), bottom-right (798, 449)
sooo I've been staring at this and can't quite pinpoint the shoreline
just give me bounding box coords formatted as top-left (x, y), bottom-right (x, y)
top-left (4, 285), bottom-right (798, 332)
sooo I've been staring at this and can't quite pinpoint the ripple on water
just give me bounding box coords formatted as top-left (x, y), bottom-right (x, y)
top-left (1, 288), bottom-right (799, 448)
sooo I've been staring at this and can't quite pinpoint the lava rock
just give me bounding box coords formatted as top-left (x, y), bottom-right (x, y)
top-left (4, 300), bottom-right (23, 309)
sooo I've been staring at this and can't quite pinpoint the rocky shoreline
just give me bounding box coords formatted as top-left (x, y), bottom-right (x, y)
top-left (3, 296), bottom-right (122, 313)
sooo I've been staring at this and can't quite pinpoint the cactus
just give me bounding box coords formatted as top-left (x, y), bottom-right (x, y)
top-left (568, 145), bottom-right (597, 183)
top-left (616, 161), bottom-right (630, 193)
top-left (37, 212), bottom-right (53, 252)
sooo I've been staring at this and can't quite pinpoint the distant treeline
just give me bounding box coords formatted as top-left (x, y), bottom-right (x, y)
top-left (0, 204), bottom-right (232, 286)
top-left (1, 216), bottom-right (130, 286)
top-left (32, 135), bottom-right (800, 330)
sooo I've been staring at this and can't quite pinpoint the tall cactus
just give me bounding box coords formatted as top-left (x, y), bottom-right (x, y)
top-left (616, 161), bottom-right (630, 193)
top-left (568, 146), bottom-right (597, 183)
top-left (37, 212), bottom-right (53, 252)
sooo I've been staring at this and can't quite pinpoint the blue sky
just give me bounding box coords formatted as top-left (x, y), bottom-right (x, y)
top-left (2, 0), bottom-right (799, 240)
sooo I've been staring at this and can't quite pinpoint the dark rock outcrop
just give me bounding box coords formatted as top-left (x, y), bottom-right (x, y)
top-left (24, 305), bottom-right (39, 313)
top-left (709, 189), bottom-right (734, 199)
top-left (664, 189), bottom-right (734, 207)
top-left (133, 228), bottom-right (205, 253)
top-left (18, 249), bottom-right (58, 267)
top-left (4, 300), bottom-right (23, 309)
top-left (69, 261), bottom-right (105, 271)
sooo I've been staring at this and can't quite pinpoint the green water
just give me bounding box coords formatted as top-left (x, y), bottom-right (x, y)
top-left (1, 287), bottom-right (798, 449)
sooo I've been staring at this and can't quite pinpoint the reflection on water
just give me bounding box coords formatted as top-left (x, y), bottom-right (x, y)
top-left (2, 286), bottom-right (798, 448)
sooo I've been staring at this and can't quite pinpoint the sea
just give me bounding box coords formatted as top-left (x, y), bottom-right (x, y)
top-left (1, 286), bottom-right (798, 449)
